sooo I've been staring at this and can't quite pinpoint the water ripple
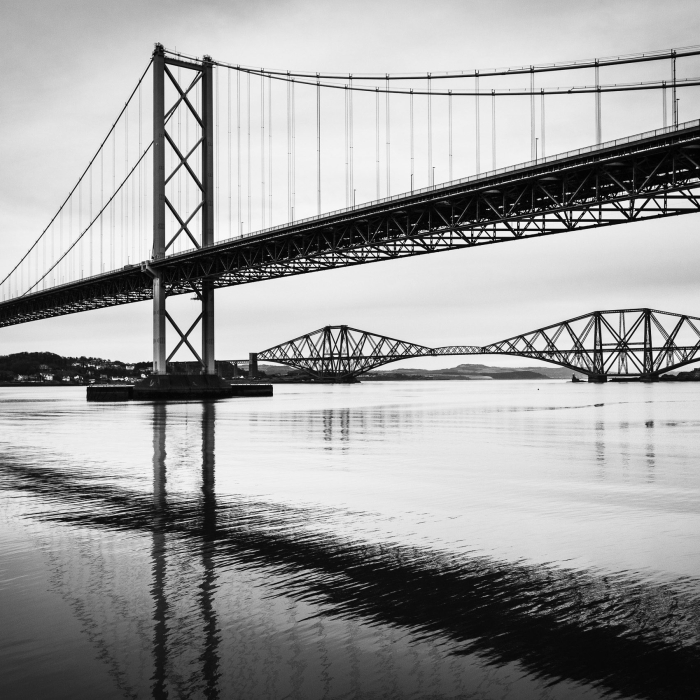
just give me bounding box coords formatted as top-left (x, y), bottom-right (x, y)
top-left (1, 458), bottom-right (698, 700)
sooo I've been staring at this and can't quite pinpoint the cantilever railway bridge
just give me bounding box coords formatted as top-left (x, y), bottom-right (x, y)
top-left (248, 309), bottom-right (700, 382)
top-left (2, 45), bottom-right (700, 376)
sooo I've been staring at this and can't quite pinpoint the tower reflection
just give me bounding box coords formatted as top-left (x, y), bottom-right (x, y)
top-left (1, 400), bottom-right (696, 700)
top-left (200, 402), bottom-right (220, 698)
top-left (151, 402), bottom-right (221, 699)
top-left (151, 403), bottom-right (168, 699)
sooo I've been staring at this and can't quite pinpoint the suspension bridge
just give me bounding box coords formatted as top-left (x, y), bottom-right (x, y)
top-left (243, 309), bottom-right (700, 382)
top-left (2, 44), bottom-right (700, 392)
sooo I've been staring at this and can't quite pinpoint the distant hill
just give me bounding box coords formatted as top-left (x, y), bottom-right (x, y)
top-left (366, 362), bottom-right (584, 381)
top-left (244, 361), bottom-right (583, 381)
top-left (0, 352), bottom-right (151, 384)
top-left (0, 351), bottom-right (68, 377)
top-left (0, 352), bottom-right (586, 384)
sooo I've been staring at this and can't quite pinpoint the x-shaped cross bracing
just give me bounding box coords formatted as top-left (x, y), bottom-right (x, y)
top-left (255, 310), bottom-right (700, 381)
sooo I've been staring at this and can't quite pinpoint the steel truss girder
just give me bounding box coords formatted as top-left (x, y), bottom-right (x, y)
top-left (482, 308), bottom-right (700, 378)
top-left (257, 325), bottom-right (438, 381)
top-left (2, 123), bottom-right (700, 328)
top-left (254, 310), bottom-right (700, 381)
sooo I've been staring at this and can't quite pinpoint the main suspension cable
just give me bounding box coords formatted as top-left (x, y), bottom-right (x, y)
top-left (0, 58), bottom-right (153, 289)
top-left (23, 144), bottom-right (153, 296)
top-left (198, 44), bottom-right (700, 81)
top-left (213, 59), bottom-right (700, 96)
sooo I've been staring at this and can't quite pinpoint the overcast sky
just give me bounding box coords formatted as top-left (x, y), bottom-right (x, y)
top-left (1, 0), bottom-right (700, 367)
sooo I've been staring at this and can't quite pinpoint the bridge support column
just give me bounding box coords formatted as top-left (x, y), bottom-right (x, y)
top-left (138, 45), bottom-right (224, 396)
top-left (200, 55), bottom-right (216, 375)
top-left (248, 353), bottom-right (258, 379)
top-left (149, 44), bottom-right (217, 378)
top-left (152, 45), bottom-right (166, 375)
top-left (153, 272), bottom-right (167, 374)
top-left (201, 281), bottom-right (215, 375)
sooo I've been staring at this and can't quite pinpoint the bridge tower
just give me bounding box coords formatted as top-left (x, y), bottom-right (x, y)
top-left (588, 312), bottom-right (607, 383)
top-left (640, 308), bottom-right (659, 382)
top-left (150, 43), bottom-right (215, 376)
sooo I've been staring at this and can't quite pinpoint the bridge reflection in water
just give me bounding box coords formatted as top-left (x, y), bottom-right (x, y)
top-left (151, 402), bottom-right (220, 699)
top-left (2, 402), bottom-right (698, 699)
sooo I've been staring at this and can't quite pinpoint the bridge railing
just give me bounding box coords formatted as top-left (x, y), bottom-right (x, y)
top-left (167, 118), bottom-right (700, 260)
top-left (5, 118), bottom-right (699, 308)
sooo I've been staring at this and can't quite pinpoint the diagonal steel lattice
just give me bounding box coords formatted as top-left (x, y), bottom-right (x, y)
top-left (148, 47), bottom-right (216, 374)
top-left (253, 309), bottom-right (700, 381)
top-left (2, 122), bottom-right (700, 329)
top-left (483, 308), bottom-right (700, 380)
top-left (256, 325), bottom-right (479, 381)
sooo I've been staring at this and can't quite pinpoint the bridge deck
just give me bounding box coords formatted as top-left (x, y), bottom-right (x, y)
top-left (2, 120), bottom-right (700, 328)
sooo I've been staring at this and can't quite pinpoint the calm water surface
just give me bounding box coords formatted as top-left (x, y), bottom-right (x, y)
top-left (0, 381), bottom-right (698, 699)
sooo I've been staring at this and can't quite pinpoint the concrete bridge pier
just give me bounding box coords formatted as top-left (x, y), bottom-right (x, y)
top-left (587, 374), bottom-right (607, 383)
top-left (248, 353), bottom-right (259, 379)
